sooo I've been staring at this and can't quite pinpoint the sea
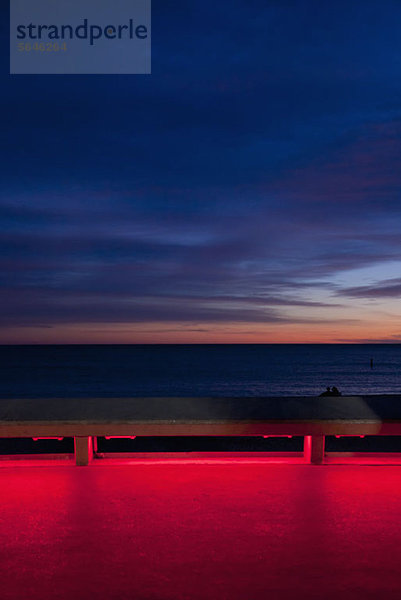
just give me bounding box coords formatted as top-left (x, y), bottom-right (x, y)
top-left (0, 343), bottom-right (400, 398)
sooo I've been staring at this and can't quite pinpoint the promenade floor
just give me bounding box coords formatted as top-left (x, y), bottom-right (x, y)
top-left (1, 457), bottom-right (401, 599)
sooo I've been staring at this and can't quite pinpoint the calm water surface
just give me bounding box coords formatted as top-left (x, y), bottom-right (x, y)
top-left (0, 344), bottom-right (400, 398)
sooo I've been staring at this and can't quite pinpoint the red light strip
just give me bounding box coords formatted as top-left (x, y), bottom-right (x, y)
top-left (104, 436), bottom-right (137, 440)
top-left (335, 435), bottom-right (365, 438)
top-left (262, 435), bottom-right (293, 439)
top-left (32, 437), bottom-right (64, 441)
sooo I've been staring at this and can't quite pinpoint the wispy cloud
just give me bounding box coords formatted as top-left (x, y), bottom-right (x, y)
top-left (337, 278), bottom-right (401, 299)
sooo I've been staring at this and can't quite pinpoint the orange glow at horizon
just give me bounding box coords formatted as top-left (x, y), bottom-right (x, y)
top-left (1, 319), bottom-right (400, 344)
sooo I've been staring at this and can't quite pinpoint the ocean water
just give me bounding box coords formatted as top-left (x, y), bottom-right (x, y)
top-left (0, 344), bottom-right (400, 398)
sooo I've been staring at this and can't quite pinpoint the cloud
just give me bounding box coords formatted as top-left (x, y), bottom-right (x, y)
top-left (337, 278), bottom-right (401, 299)
top-left (0, 284), bottom-right (350, 328)
top-left (335, 337), bottom-right (401, 343)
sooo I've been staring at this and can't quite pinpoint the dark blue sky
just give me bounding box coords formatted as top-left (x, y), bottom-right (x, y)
top-left (1, 1), bottom-right (401, 343)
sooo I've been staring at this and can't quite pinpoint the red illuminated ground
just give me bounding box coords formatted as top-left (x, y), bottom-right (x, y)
top-left (2, 457), bottom-right (401, 599)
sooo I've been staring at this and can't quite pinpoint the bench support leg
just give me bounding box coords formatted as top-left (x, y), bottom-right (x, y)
top-left (74, 436), bottom-right (93, 466)
top-left (304, 435), bottom-right (325, 464)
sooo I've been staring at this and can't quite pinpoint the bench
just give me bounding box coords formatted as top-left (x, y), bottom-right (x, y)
top-left (1, 395), bottom-right (401, 465)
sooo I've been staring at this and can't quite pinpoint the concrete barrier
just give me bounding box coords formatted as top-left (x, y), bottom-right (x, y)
top-left (0, 395), bottom-right (400, 465)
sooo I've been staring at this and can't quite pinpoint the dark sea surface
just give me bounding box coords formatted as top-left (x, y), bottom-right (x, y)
top-left (0, 343), bottom-right (400, 398)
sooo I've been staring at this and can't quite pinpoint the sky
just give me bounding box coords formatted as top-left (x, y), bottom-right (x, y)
top-left (1, 0), bottom-right (401, 344)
